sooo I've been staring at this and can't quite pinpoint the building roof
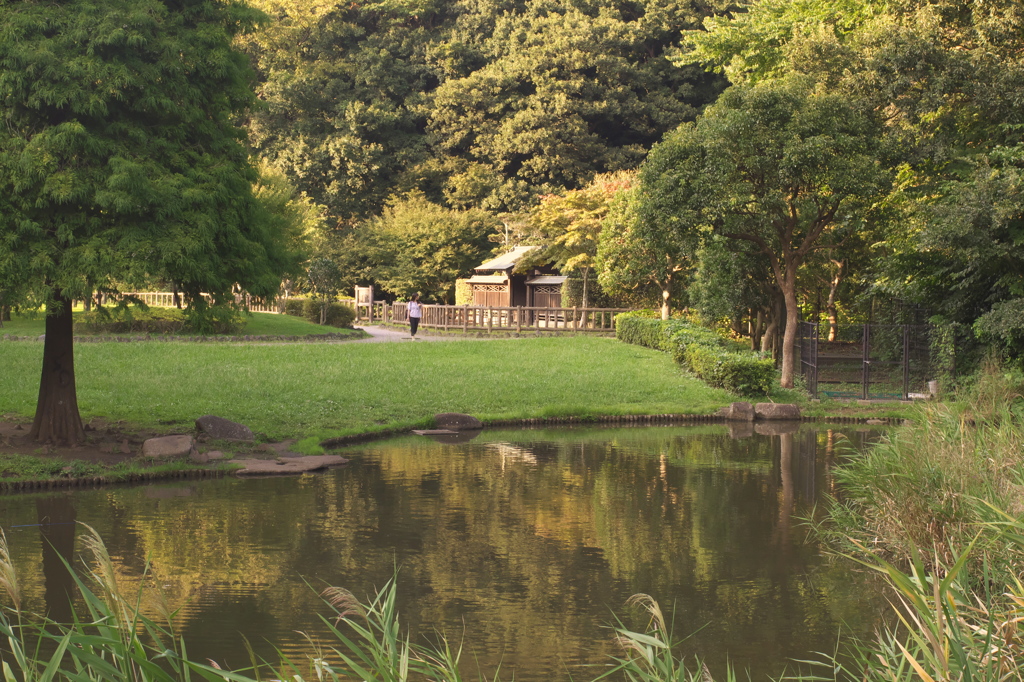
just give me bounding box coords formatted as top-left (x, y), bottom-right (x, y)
top-left (525, 276), bottom-right (567, 285)
top-left (474, 245), bottom-right (540, 272)
top-left (465, 274), bottom-right (508, 285)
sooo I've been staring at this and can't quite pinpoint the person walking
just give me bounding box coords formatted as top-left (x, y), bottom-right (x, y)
top-left (408, 293), bottom-right (422, 339)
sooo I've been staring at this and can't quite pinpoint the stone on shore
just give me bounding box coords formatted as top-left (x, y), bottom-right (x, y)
top-left (195, 415), bottom-right (255, 441)
top-left (754, 403), bottom-right (802, 420)
top-left (721, 402), bottom-right (755, 421)
top-left (434, 413), bottom-right (483, 430)
top-left (232, 455), bottom-right (349, 476)
top-left (142, 435), bottom-right (197, 459)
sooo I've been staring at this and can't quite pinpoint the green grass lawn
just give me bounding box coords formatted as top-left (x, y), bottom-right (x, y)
top-left (0, 336), bottom-right (736, 441)
top-left (0, 310), bottom-right (359, 337)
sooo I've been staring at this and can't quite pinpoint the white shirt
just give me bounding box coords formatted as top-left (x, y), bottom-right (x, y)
top-left (408, 300), bottom-right (422, 317)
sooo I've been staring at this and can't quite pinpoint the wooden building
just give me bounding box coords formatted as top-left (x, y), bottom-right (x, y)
top-left (466, 246), bottom-right (566, 308)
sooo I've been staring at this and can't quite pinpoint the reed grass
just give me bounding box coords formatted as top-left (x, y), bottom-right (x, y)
top-left (819, 362), bottom-right (1024, 571)
top-left (797, 362), bottom-right (1024, 682)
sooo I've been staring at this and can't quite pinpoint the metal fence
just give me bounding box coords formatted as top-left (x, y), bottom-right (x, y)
top-left (799, 322), bottom-right (936, 400)
top-left (357, 302), bottom-right (630, 333)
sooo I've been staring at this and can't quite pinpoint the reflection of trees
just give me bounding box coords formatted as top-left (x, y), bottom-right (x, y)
top-left (2, 427), bottom-right (883, 678)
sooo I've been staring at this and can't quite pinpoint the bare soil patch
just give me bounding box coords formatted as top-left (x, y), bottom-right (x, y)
top-left (0, 414), bottom-right (302, 469)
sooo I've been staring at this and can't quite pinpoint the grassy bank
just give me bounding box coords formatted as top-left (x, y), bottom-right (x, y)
top-left (1, 336), bottom-right (738, 442)
top-left (0, 453), bottom-right (232, 487)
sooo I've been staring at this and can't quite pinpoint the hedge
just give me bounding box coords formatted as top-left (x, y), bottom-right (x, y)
top-left (616, 312), bottom-right (776, 396)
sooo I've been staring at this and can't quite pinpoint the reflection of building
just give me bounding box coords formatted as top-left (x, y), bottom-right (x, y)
top-left (488, 442), bottom-right (538, 465)
top-left (466, 246), bottom-right (566, 308)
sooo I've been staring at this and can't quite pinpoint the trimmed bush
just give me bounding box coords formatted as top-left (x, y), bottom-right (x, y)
top-left (616, 311), bottom-right (776, 396)
top-left (683, 345), bottom-right (776, 396)
top-left (615, 313), bottom-right (674, 351)
top-left (303, 299), bottom-right (356, 328)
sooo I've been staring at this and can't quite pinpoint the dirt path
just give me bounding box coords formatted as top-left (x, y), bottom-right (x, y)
top-left (351, 325), bottom-right (496, 342)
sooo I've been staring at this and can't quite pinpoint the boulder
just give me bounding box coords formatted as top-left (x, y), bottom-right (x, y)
top-left (754, 403), bottom-right (801, 420)
top-left (142, 435), bottom-right (196, 459)
top-left (434, 412), bottom-right (483, 431)
top-left (722, 402), bottom-right (755, 421)
top-left (195, 415), bottom-right (255, 441)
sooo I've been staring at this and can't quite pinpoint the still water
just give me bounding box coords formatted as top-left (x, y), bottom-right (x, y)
top-left (0, 424), bottom-right (886, 680)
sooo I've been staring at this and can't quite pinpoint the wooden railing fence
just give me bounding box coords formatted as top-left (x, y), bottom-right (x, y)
top-left (358, 302), bottom-right (629, 333)
top-left (123, 293), bottom-right (630, 333)
top-left (124, 292), bottom-right (282, 314)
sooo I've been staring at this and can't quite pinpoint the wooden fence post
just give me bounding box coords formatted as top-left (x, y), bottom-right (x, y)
top-left (572, 307), bottom-right (578, 332)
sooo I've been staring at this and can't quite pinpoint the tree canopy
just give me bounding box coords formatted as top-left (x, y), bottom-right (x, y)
top-left (642, 76), bottom-right (891, 386)
top-left (0, 0), bottom-right (296, 443)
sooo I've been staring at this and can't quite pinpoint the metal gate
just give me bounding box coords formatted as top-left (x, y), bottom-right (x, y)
top-left (799, 322), bottom-right (934, 400)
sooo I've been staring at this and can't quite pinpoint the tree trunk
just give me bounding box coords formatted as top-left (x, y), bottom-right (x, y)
top-left (730, 314), bottom-right (744, 336)
top-left (825, 261), bottom-right (843, 342)
top-left (761, 315), bottom-right (777, 355)
top-left (29, 291), bottom-right (85, 445)
top-left (659, 272), bottom-right (675, 319)
top-left (779, 280), bottom-right (800, 389)
top-left (750, 308), bottom-right (764, 351)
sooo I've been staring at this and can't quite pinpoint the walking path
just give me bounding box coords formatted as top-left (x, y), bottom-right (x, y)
top-left (352, 324), bottom-right (452, 343)
top-left (352, 324), bottom-right (514, 343)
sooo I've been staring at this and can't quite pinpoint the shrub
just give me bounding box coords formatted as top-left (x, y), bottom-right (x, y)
top-left (455, 279), bottom-right (472, 306)
top-left (615, 313), bottom-right (674, 350)
top-left (616, 311), bottom-right (776, 396)
top-left (683, 345), bottom-right (776, 396)
top-left (75, 305), bottom-right (243, 335)
top-left (282, 297), bottom-right (306, 317)
top-left (302, 298), bottom-right (356, 328)
top-left (185, 304), bottom-right (245, 335)
top-left (76, 306), bottom-right (187, 334)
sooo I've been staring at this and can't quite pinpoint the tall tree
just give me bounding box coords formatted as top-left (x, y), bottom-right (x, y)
top-left (0, 0), bottom-right (294, 444)
top-left (525, 173), bottom-right (631, 309)
top-left (596, 181), bottom-right (694, 320)
top-left (646, 76), bottom-right (890, 387)
top-left (365, 191), bottom-right (498, 302)
top-left (683, 0), bottom-right (1024, 347)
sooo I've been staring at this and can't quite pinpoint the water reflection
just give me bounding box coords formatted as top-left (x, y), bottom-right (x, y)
top-left (0, 425), bottom-right (886, 680)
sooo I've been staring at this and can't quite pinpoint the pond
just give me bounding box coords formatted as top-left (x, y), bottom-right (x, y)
top-left (0, 424), bottom-right (887, 680)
